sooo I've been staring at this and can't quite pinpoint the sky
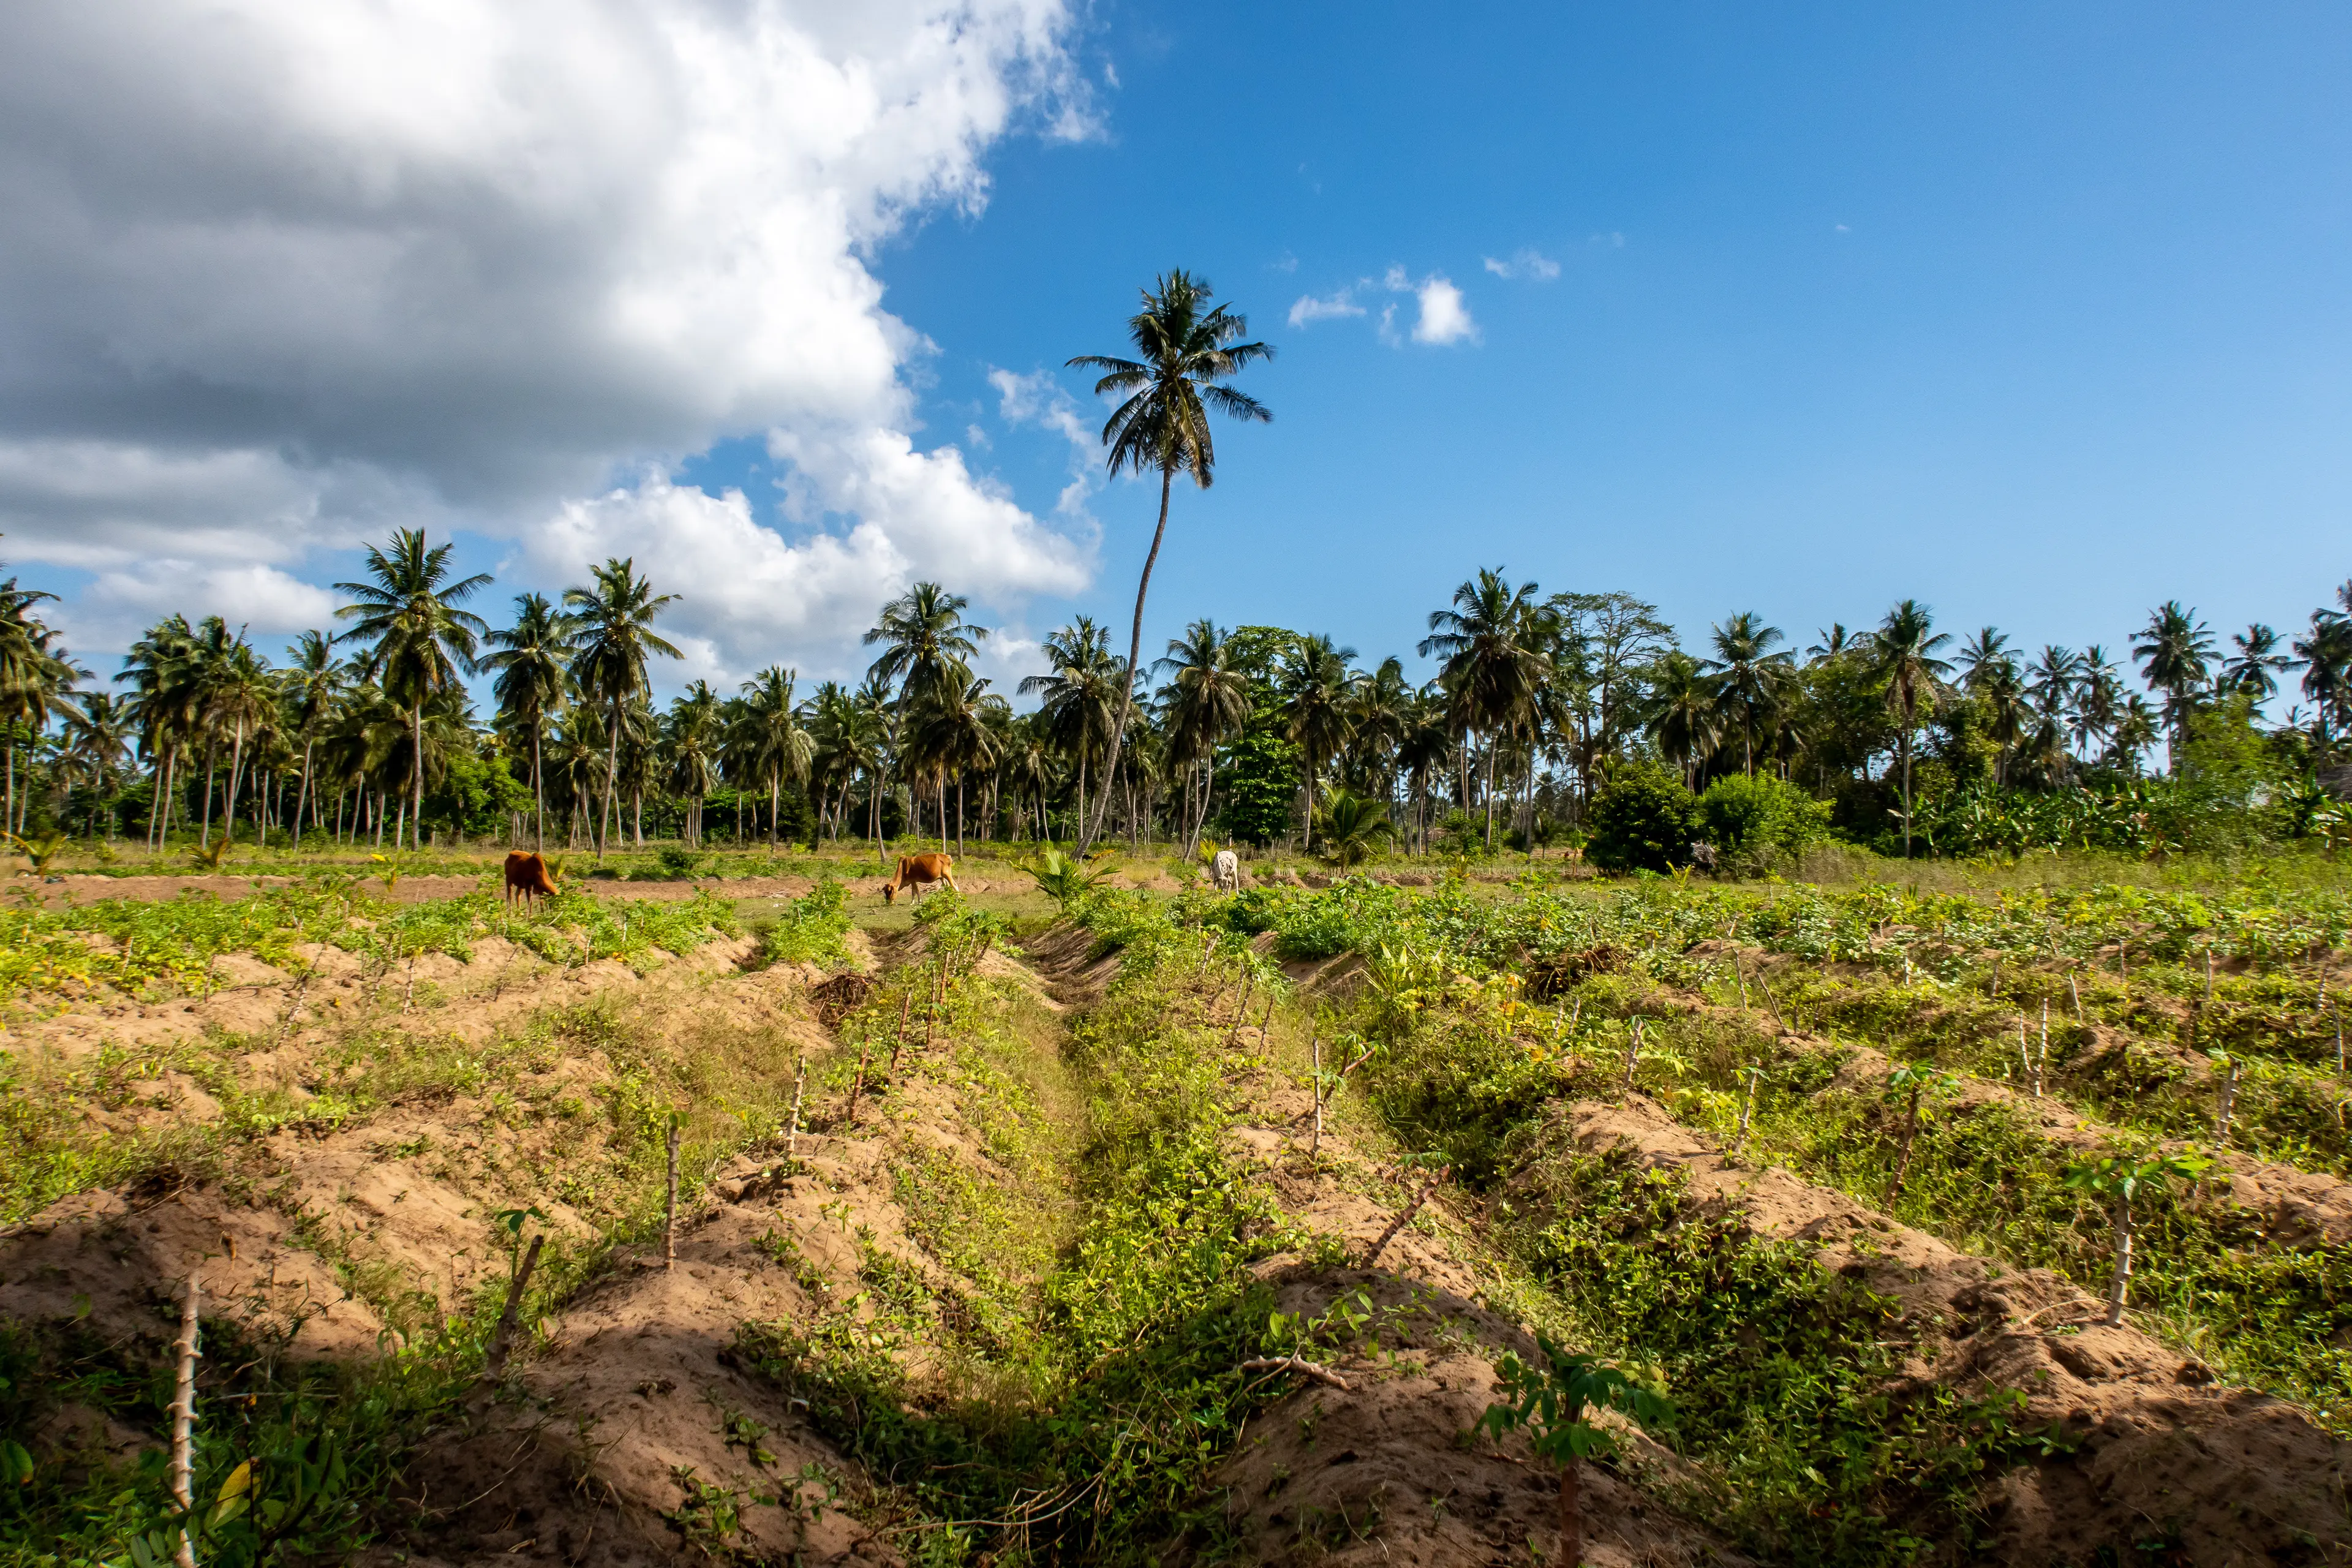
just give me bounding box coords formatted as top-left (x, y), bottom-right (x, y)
top-left (0, 1), bottom-right (2345, 712)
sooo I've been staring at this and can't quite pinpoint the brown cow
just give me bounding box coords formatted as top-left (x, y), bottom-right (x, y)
top-left (503, 850), bottom-right (560, 909)
top-left (881, 851), bottom-right (957, 905)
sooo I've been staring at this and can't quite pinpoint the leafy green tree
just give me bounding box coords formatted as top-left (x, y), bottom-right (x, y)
top-left (334, 530), bottom-right (492, 851)
top-left (737, 667), bottom-right (816, 849)
top-left (2134, 600), bottom-right (2217, 768)
top-left (1480, 1336), bottom-right (1672, 1567)
top-left (564, 558), bottom-right (680, 858)
top-left (1700, 611), bottom-right (1794, 775)
top-left (1021, 617), bottom-right (1120, 840)
top-left (483, 592), bottom-right (571, 851)
top-left (1695, 772), bottom-right (1828, 861)
top-left (2064, 1150), bottom-right (2211, 1325)
top-left (1420, 569), bottom-right (1550, 849)
top-left (1644, 649), bottom-right (1720, 788)
top-left (1280, 633), bottom-right (1359, 852)
top-left (1155, 619), bottom-right (1251, 856)
top-left (1068, 268), bottom-right (1272, 853)
top-left (1867, 600), bottom-right (1952, 857)
top-left (1585, 761), bottom-right (1696, 873)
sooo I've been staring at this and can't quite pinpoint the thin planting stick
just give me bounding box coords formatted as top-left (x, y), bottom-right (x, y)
top-left (664, 1115), bottom-right (680, 1269)
top-left (1733, 1066), bottom-right (1763, 1153)
top-left (1362, 1167), bottom-right (1449, 1268)
top-left (482, 1234), bottom-right (545, 1383)
top-left (170, 1269), bottom-right (201, 1568)
top-left (2070, 971), bottom-right (2084, 1025)
top-left (887, 989), bottom-right (913, 1074)
top-left (1757, 973), bottom-right (1787, 1033)
top-left (1310, 1030), bottom-right (1322, 1163)
top-left (2215, 1057), bottom-right (2242, 1147)
top-left (1620, 1017), bottom-right (1645, 1093)
top-left (2018, 1016), bottom-right (2035, 1095)
top-left (2038, 1002), bottom-right (2051, 1094)
top-left (1228, 969), bottom-right (1254, 1047)
top-left (846, 1028), bottom-right (873, 1122)
top-left (1733, 959), bottom-right (1750, 1012)
top-left (786, 1052), bottom-right (806, 1162)
top-left (1259, 995), bottom-right (1276, 1049)
top-left (2337, 1007), bottom-right (2345, 1078)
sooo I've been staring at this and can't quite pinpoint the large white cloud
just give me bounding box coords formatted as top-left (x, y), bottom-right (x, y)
top-left (0, 0), bottom-right (1095, 671)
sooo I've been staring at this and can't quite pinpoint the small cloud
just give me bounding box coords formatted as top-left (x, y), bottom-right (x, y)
top-left (1288, 288), bottom-right (1365, 328)
top-left (1270, 251), bottom-right (1298, 274)
top-left (1409, 276), bottom-right (1477, 345)
top-left (1376, 301), bottom-right (1401, 347)
top-left (965, 424), bottom-right (991, 450)
top-left (1834, 223), bottom-right (1850, 233)
top-left (1483, 248), bottom-right (1561, 281)
top-left (1104, 61), bottom-right (1120, 88)
top-left (989, 368), bottom-right (1101, 519)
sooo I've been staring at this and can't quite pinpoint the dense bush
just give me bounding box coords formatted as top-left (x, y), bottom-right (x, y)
top-left (1586, 763), bottom-right (1698, 872)
top-left (1695, 772), bottom-right (1833, 858)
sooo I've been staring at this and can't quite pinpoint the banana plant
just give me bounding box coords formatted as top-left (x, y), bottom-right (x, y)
top-left (2064, 1151), bottom-right (2212, 1325)
top-left (1480, 1336), bottom-right (1672, 1567)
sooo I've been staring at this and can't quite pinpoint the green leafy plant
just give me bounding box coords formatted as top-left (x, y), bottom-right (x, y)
top-left (1882, 1061), bottom-right (1956, 1205)
top-left (2, 831), bottom-right (70, 877)
top-left (655, 845), bottom-right (703, 878)
top-left (1311, 789), bottom-right (1396, 868)
top-left (1479, 1335), bottom-right (1673, 1567)
top-left (2064, 1150), bottom-right (2212, 1324)
top-left (189, 837), bottom-right (236, 873)
top-left (1019, 846), bottom-right (1111, 910)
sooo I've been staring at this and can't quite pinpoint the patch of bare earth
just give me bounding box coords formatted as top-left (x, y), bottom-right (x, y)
top-left (1541, 1095), bottom-right (2352, 1566)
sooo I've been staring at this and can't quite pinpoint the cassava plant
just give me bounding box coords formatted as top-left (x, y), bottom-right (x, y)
top-left (1480, 1336), bottom-right (1672, 1567)
top-left (2064, 1151), bottom-right (2212, 1325)
top-left (1882, 1061), bottom-right (1955, 1205)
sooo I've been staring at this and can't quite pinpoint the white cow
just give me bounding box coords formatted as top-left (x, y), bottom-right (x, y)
top-left (1210, 848), bottom-right (1240, 894)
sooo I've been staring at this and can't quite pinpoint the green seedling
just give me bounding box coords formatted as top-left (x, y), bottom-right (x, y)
top-left (1480, 1336), bottom-right (1673, 1568)
top-left (2064, 1151), bottom-right (2212, 1325)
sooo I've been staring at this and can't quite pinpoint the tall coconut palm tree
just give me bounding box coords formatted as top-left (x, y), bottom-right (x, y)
top-left (1955, 627), bottom-right (2012, 692)
top-left (1155, 619), bottom-right (1252, 856)
top-left (0, 578), bottom-right (77, 835)
top-left (2221, 624), bottom-right (2292, 704)
top-left (864, 583), bottom-right (985, 709)
top-left (663, 682), bottom-right (723, 847)
top-left (484, 592), bottom-right (571, 851)
top-left (334, 530), bottom-right (492, 851)
top-left (1645, 650), bottom-right (1721, 789)
top-left (905, 674), bottom-right (1005, 856)
top-left (1866, 600), bottom-right (1951, 857)
top-left (1280, 634), bottom-right (1359, 853)
top-left (2294, 612), bottom-right (2352, 753)
top-left (281, 630), bottom-right (346, 842)
top-left (1021, 617), bottom-right (1121, 840)
top-left (2132, 601), bottom-right (2215, 769)
top-left (1395, 690), bottom-right (1454, 854)
top-left (1700, 612), bottom-right (1795, 776)
top-left (1419, 570), bottom-right (1550, 850)
top-left (737, 667), bottom-right (816, 848)
top-left (1976, 657), bottom-right (2030, 786)
top-left (1068, 270), bottom-right (1273, 853)
top-left (62, 691), bottom-right (133, 837)
top-left (206, 639), bottom-right (277, 846)
top-left (563, 559), bottom-right (680, 858)
top-left (2025, 646), bottom-right (2083, 728)
top-left (119, 614), bottom-right (202, 848)
top-left (2073, 646), bottom-right (2125, 762)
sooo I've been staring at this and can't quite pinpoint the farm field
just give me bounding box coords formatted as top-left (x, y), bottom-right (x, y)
top-left (1, 856), bottom-right (2348, 1567)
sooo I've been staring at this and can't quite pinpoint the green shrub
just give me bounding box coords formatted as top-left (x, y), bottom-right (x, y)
top-left (759, 880), bottom-right (852, 968)
top-left (1697, 773), bottom-right (1833, 858)
top-left (1586, 763), bottom-right (1698, 873)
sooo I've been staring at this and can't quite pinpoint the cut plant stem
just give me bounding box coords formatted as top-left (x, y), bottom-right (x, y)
top-left (786, 1052), bottom-right (806, 1162)
top-left (1361, 1167), bottom-right (1449, 1268)
top-left (170, 1269), bottom-right (201, 1568)
top-left (2070, 970), bottom-right (2084, 1024)
top-left (664, 1115), bottom-right (681, 1269)
top-left (2105, 1191), bottom-right (2136, 1326)
top-left (887, 989), bottom-right (913, 1074)
top-left (1227, 968), bottom-right (1254, 1047)
top-left (2215, 1057), bottom-right (2243, 1147)
top-left (2038, 1001), bottom-right (2051, 1094)
top-left (1620, 1017), bottom-right (1645, 1093)
top-left (1733, 1066), bottom-right (1763, 1153)
top-left (483, 1233), bottom-right (545, 1382)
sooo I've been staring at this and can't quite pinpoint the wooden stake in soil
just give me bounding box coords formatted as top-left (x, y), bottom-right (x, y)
top-left (2206, 947), bottom-right (2216, 1006)
top-left (482, 1234), bottom-right (545, 1383)
top-left (1227, 968), bottom-right (1254, 1047)
top-left (1309, 1029), bottom-right (1323, 1164)
top-left (169, 1269), bottom-right (202, 1568)
top-left (846, 1028), bottom-right (874, 1122)
top-left (1259, 995), bottom-right (1275, 1049)
top-left (785, 1052), bottom-right (807, 1162)
top-left (663, 1114), bottom-right (681, 1270)
top-left (1733, 959), bottom-right (1749, 1012)
top-left (2214, 1056), bottom-right (2243, 1147)
top-left (1733, 1066), bottom-right (1763, 1153)
top-left (1361, 1167), bottom-right (1449, 1268)
top-left (2070, 971), bottom-right (2084, 1025)
top-left (1619, 1017), bottom-right (1645, 1094)
top-left (2037, 1002), bottom-right (2051, 1095)
top-left (887, 989), bottom-right (913, 1074)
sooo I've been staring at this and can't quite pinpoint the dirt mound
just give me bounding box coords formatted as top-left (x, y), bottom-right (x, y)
top-left (1550, 1096), bottom-right (2352, 1566)
top-left (1210, 1265), bottom-right (1741, 1567)
top-left (1019, 921), bottom-right (1122, 1006)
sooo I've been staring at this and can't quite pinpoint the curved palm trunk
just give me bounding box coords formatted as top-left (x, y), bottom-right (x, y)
top-left (292, 737), bottom-right (317, 848)
top-left (200, 745), bottom-right (217, 850)
top-left (769, 774), bottom-right (781, 848)
top-left (1082, 467), bottom-right (1174, 855)
top-left (532, 725), bottom-right (546, 853)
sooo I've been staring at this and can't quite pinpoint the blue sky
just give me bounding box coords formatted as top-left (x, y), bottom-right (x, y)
top-left (1, 1), bottom-right (2343, 711)
top-left (775, 1), bottom-right (2351, 693)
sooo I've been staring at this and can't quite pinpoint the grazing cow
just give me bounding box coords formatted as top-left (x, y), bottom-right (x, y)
top-left (1210, 848), bottom-right (1240, 894)
top-left (881, 851), bottom-right (958, 905)
top-left (503, 850), bottom-right (560, 909)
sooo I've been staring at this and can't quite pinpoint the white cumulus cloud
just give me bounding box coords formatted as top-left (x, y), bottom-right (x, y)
top-left (0, 0), bottom-right (1097, 673)
top-left (1287, 288), bottom-right (1365, 327)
